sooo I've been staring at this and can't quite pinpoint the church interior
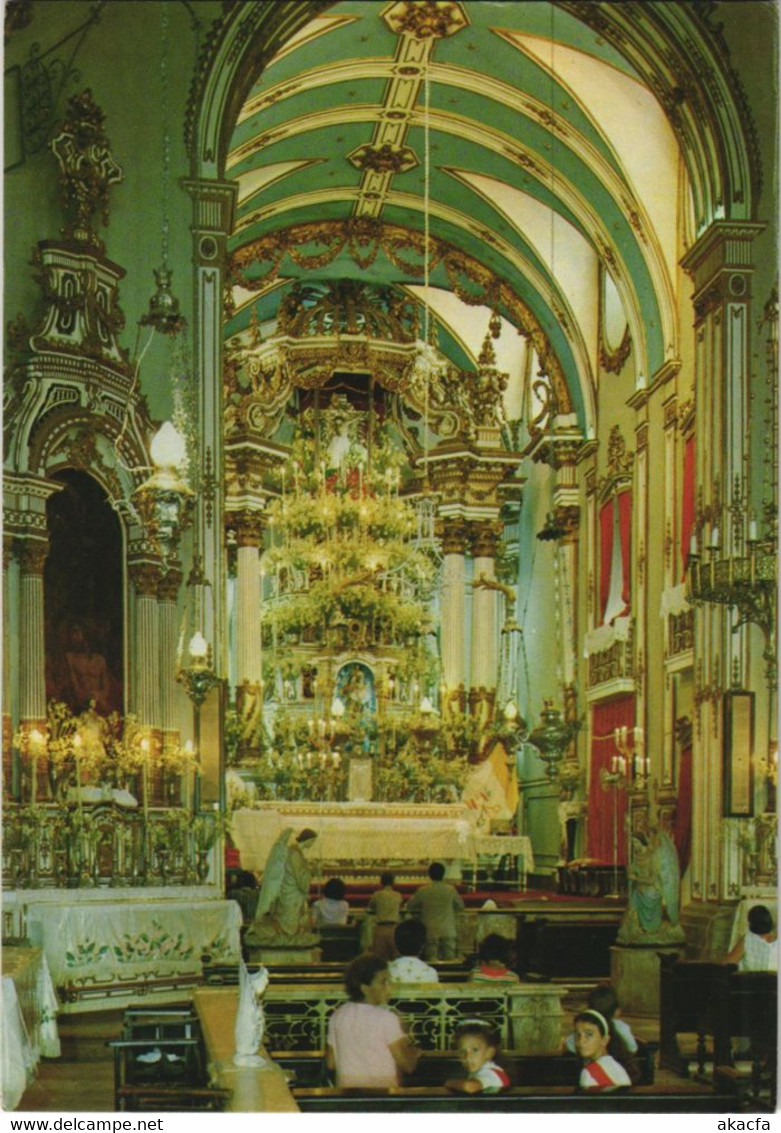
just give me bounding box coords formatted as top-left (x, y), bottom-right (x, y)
top-left (3, 0), bottom-right (778, 1115)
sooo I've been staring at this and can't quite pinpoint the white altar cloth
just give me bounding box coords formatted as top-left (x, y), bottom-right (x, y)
top-left (26, 899), bottom-right (241, 990)
top-left (471, 834), bottom-right (535, 888)
top-left (2, 947), bottom-right (60, 1110)
top-left (232, 803), bottom-right (474, 871)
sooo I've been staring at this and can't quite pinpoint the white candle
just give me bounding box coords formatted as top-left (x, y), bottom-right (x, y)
top-left (689, 532), bottom-right (698, 556)
top-left (749, 517), bottom-right (758, 541)
top-left (710, 524), bottom-right (720, 549)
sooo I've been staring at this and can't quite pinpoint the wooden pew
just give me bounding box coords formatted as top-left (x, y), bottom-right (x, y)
top-left (203, 960), bottom-right (474, 985)
top-left (516, 915), bottom-right (619, 979)
top-left (659, 956), bottom-right (777, 1078)
top-left (291, 1083), bottom-right (735, 1113)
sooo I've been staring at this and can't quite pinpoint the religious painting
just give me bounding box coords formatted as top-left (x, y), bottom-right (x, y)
top-left (44, 470), bottom-right (124, 717)
top-left (723, 690), bottom-right (755, 817)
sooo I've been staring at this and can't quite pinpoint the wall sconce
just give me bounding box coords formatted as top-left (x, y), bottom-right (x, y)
top-left (177, 631), bottom-right (221, 814)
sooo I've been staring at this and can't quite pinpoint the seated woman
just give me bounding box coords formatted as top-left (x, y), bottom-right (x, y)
top-left (312, 877), bottom-right (350, 927)
top-left (326, 953), bottom-right (421, 1087)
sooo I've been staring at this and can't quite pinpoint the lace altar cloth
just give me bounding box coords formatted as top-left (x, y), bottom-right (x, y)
top-left (233, 803), bottom-right (476, 870)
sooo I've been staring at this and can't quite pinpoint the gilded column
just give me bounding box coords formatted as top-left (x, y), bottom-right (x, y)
top-left (157, 566), bottom-right (183, 743)
top-left (441, 520), bottom-right (469, 712)
top-left (469, 521), bottom-right (502, 707)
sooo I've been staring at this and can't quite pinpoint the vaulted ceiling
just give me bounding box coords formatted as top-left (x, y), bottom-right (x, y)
top-left (220, 1), bottom-right (704, 435)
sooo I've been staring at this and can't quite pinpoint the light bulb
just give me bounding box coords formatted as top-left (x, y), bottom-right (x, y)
top-left (150, 421), bottom-right (187, 470)
top-left (189, 631), bottom-right (208, 661)
top-left (331, 696), bottom-right (345, 718)
top-left (503, 699), bottom-right (518, 721)
top-left (420, 696), bottom-right (434, 715)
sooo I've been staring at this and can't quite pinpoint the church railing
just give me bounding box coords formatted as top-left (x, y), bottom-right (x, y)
top-left (1, 802), bottom-right (221, 890)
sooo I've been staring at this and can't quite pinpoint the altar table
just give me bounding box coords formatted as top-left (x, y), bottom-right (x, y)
top-left (26, 899), bottom-right (241, 997)
top-left (471, 834), bottom-right (535, 889)
top-left (232, 803), bottom-right (474, 871)
top-left (2, 947), bottom-right (60, 1109)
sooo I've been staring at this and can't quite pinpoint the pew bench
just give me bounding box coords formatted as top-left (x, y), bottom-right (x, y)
top-left (203, 960), bottom-right (473, 986)
top-left (291, 1083), bottom-right (736, 1113)
top-left (659, 957), bottom-right (777, 1079)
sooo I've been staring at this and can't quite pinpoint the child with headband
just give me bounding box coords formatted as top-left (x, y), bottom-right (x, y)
top-left (573, 1009), bottom-right (632, 1092)
top-left (445, 1020), bottom-right (510, 1094)
top-left (564, 984), bottom-right (640, 1083)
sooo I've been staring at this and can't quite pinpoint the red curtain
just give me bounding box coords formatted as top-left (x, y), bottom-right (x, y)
top-left (681, 436), bottom-right (696, 580)
top-left (674, 743), bottom-right (693, 873)
top-left (587, 697), bottom-right (634, 863)
top-left (599, 500), bottom-right (613, 621)
top-left (618, 490), bottom-right (632, 610)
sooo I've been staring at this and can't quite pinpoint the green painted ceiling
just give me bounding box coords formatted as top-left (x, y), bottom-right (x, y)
top-left (224, 0), bottom-right (677, 430)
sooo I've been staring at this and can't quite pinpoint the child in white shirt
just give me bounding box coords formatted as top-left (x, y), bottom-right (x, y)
top-left (445, 1020), bottom-right (510, 1094)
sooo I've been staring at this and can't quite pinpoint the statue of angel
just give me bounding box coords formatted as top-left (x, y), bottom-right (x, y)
top-left (245, 827), bottom-right (319, 947)
top-left (617, 828), bottom-right (685, 945)
top-left (233, 960), bottom-right (270, 1066)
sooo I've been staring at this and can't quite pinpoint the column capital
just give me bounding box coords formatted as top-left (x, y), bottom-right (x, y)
top-left (15, 537), bottom-right (49, 575)
top-left (157, 567), bottom-right (183, 603)
top-left (181, 178), bottom-right (238, 266)
top-left (227, 509), bottom-right (265, 548)
top-left (680, 220), bottom-right (766, 321)
top-left (441, 519), bottom-right (471, 556)
top-left (469, 520), bottom-right (503, 559)
top-left (128, 559), bottom-right (163, 597)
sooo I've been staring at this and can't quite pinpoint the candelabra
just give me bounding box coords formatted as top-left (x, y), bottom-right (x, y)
top-left (600, 755), bottom-right (628, 897)
top-left (687, 480), bottom-right (777, 688)
top-left (176, 631), bottom-right (221, 812)
top-left (614, 726), bottom-right (649, 787)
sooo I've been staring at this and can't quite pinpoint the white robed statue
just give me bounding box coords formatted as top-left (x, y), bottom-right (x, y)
top-left (245, 827), bottom-right (319, 947)
top-left (233, 960), bottom-right (270, 1066)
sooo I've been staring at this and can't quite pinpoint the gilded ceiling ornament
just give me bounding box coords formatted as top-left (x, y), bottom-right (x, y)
top-left (50, 89), bottom-right (123, 248)
top-left (383, 0), bottom-right (468, 40)
top-left (347, 143), bottom-right (419, 175)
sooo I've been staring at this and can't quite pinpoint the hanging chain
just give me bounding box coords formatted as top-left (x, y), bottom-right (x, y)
top-left (160, 0), bottom-right (171, 270)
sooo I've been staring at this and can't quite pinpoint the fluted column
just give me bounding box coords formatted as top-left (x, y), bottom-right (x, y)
top-left (157, 566), bottom-right (183, 740)
top-left (128, 560), bottom-right (163, 729)
top-left (441, 520), bottom-right (469, 711)
top-left (17, 538), bottom-right (49, 723)
top-left (232, 512), bottom-right (264, 693)
top-left (3, 538), bottom-right (14, 797)
top-left (469, 521), bottom-right (502, 696)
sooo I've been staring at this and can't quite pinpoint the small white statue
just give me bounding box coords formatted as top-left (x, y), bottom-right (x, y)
top-left (233, 960), bottom-right (270, 1066)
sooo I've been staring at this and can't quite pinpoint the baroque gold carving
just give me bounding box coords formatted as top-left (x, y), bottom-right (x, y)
top-left (230, 220), bottom-right (570, 412)
top-left (383, 1), bottom-right (468, 39)
top-left (15, 539), bottom-right (49, 575)
top-left (50, 90), bottom-right (123, 249)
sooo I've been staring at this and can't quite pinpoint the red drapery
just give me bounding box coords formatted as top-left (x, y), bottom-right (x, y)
top-left (587, 696), bottom-right (634, 863)
top-left (681, 436), bottom-right (696, 580)
top-left (673, 744), bottom-right (693, 873)
top-left (618, 490), bottom-right (632, 610)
